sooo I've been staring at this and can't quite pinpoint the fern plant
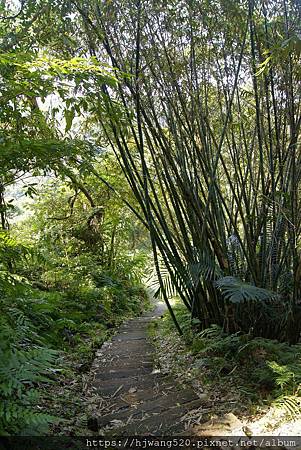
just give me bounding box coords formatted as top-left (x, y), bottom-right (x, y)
top-left (0, 294), bottom-right (59, 435)
top-left (274, 395), bottom-right (301, 417)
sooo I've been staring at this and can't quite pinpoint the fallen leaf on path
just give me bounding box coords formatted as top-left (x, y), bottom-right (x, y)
top-left (128, 387), bottom-right (137, 393)
top-left (120, 393), bottom-right (139, 405)
top-left (112, 385), bottom-right (123, 397)
top-left (110, 419), bottom-right (124, 426)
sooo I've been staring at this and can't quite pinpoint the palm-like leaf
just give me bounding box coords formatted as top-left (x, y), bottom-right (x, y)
top-left (215, 276), bottom-right (279, 303)
top-left (148, 254), bottom-right (222, 299)
top-left (188, 253), bottom-right (223, 286)
top-left (147, 264), bottom-right (178, 299)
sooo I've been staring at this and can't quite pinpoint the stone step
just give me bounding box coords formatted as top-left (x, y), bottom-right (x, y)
top-left (94, 366), bottom-right (153, 380)
top-left (96, 360), bottom-right (154, 370)
top-left (96, 389), bottom-right (199, 428)
top-left (110, 399), bottom-right (203, 435)
top-left (97, 340), bottom-right (153, 354)
top-left (87, 301), bottom-right (203, 436)
top-left (93, 374), bottom-right (163, 396)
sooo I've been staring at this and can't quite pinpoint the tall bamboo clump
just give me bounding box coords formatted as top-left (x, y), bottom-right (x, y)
top-left (74, 0), bottom-right (301, 342)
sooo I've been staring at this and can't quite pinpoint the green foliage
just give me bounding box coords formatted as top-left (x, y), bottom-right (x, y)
top-left (159, 302), bottom-right (198, 339)
top-left (0, 257), bottom-right (148, 435)
top-left (215, 276), bottom-right (279, 304)
top-left (0, 0), bottom-right (299, 434)
top-left (149, 252), bottom-right (222, 302)
top-left (0, 286), bottom-right (58, 435)
top-left (0, 164), bottom-right (149, 436)
top-left (0, 231), bottom-right (29, 272)
top-left (161, 303), bottom-right (301, 417)
top-left (72, 0), bottom-right (301, 342)
top-left (274, 396), bottom-right (301, 417)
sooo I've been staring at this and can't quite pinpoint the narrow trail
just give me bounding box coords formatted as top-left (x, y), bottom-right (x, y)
top-left (88, 301), bottom-right (203, 435)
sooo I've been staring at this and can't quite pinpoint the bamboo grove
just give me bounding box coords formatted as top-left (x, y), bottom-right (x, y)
top-left (67, 0), bottom-right (301, 343)
top-left (2, 0), bottom-right (300, 343)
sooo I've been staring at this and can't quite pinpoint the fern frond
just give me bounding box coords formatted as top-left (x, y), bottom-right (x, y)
top-left (274, 395), bottom-right (301, 416)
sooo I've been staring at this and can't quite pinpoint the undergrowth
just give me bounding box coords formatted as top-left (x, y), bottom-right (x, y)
top-left (0, 192), bottom-right (150, 437)
top-left (157, 303), bottom-right (301, 419)
top-left (0, 271), bottom-right (148, 436)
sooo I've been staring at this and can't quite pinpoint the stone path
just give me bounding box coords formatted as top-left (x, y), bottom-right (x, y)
top-left (87, 301), bottom-right (203, 435)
